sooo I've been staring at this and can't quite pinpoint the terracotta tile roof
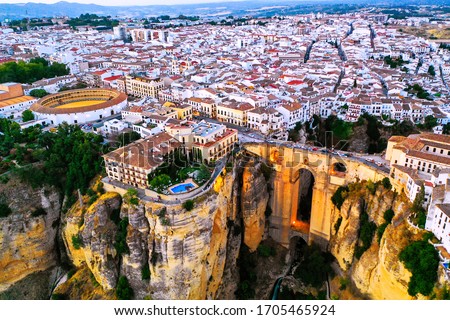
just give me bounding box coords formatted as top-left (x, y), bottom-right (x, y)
top-left (0, 96), bottom-right (36, 109)
top-left (103, 132), bottom-right (181, 170)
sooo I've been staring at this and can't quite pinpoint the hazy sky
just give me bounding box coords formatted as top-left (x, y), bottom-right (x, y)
top-left (0, 0), bottom-right (251, 5)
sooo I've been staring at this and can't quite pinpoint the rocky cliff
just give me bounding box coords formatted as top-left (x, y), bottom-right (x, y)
top-left (241, 160), bottom-right (269, 252)
top-left (2, 154), bottom-right (444, 301)
top-left (330, 182), bottom-right (426, 300)
top-left (58, 156), bottom-right (271, 300)
top-left (63, 191), bottom-right (122, 291)
top-left (0, 176), bottom-right (61, 294)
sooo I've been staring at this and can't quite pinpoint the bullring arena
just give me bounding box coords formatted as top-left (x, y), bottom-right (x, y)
top-left (30, 88), bottom-right (127, 125)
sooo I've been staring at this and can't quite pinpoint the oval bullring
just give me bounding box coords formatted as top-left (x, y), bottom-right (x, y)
top-left (30, 88), bottom-right (127, 125)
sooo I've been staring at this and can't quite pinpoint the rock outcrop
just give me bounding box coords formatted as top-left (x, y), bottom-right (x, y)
top-left (0, 177), bottom-right (61, 292)
top-left (7, 152), bottom-right (441, 301)
top-left (330, 182), bottom-right (424, 299)
top-left (241, 161), bottom-right (269, 252)
top-left (63, 192), bottom-right (122, 290)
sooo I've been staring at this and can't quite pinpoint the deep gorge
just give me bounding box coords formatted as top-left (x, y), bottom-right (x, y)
top-left (0, 150), bottom-right (447, 300)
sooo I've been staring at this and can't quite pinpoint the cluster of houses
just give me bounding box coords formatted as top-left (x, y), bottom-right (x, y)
top-left (386, 133), bottom-right (450, 275)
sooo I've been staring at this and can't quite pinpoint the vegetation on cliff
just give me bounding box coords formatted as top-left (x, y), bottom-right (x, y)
top-left (183, 199), bottom-right (195, 211)
top-left (294, 244), bottom-right (334, 287)
top-left (1, 122), bottom-right (105, 212)
top-left (289, 112), bottom-right (419, 153)
top-left (377, 208), bottom-right (395, 243)
top-left (410, 184), bottom-right (427, 228)
top-left (399, 239), bottom-right (440, 297)
top-left (116, 276), bottom-right (134, 300)
top-left (0, 202), bottom-right (12, 218)
top-left (331, 186), bottom-right (349, 210)
top-left (114, 218), bottom-right (129, 255)
top-left (354, 211), bottom-right (377, 259)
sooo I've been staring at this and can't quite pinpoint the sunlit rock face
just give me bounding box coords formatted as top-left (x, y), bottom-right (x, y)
top-left (330, 183), bottom-right (424, 300)
top-left (13, 147), bottom-right (438, 301)
top-left (0, 177), bottom-right (61, 292)
top-left (63, 192), bottom-right (122, 290)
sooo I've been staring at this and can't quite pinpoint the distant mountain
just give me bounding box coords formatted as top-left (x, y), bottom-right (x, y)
top-left (1, 0), bottom-right (450, 20)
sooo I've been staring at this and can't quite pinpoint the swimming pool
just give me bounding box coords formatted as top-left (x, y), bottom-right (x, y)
top-left (170, 183), bottom-right (196, 194)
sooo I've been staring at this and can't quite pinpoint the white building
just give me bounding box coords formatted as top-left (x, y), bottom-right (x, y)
top-left (102, 119), bottom-right (128, 136)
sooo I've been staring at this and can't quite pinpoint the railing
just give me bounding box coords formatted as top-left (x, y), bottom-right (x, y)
top-left (103, 156), bottom-right (228, 205)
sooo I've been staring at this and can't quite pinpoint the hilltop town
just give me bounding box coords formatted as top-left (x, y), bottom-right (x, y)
top-left (0, 7), bottom-right (450, 300)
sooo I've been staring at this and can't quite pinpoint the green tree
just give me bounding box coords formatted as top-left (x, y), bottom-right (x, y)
top-left (196, 165), bottom-right (211, 184)
top-left (114, 218), bottom-right (129, 255)
top-left (149, 174), bottom-right (171, 193)
top-left (22, 110), bottom-right (35, 122)
top-left (29, 88), bottom-right (49, 98)
top-left (422, 115), bottom-right (438, 130)
top-left (443, 123), bottom-right (450, 134)
top-left (116, 276), bottom-right (134, 300)
top-left (399, 240), bottom-right (439, 296)
top-left (381, 177), bottom-right (392, 190)
top-left (35, 123), bottom-right (103, 196)
top-left (392, 120), bottom-right (418, 136)
top-left (116, 131), bottom-right (141, 147)
top-left (331, 186), bottom-right (349, 210)
top-left (0, 59), bottom-right (68, 84)
top-left (71, 234), bottom-right (83, 249)
top-left (183, 199), bottom-right (194, 211)
top-left (294, 244), bottom-right (334, 287)
top-left (412, 184), bottom-right (425, 213)
top-left (123, 188), bottom-right (139, 206)
top-left (383, 209), bottom-right (395, 224)
top-left (288, 129), bottom-right (300, 142)
top-left (354, 211), bottom-right (377, 259)
top-left (428, 65), bottom-right (436, 77)
top-left (0, 203), bottom-right (12, 218)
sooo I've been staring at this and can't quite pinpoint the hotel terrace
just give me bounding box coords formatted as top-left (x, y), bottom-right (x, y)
top-left (165, 120), bottom-right (239, 164)
top-left (104, 121), bottom-right (237, 189)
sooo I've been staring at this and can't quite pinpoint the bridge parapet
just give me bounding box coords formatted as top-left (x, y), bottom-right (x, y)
top-left (242, 143), bottom-right (391, 248)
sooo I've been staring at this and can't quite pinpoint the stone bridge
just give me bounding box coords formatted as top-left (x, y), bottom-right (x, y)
top-left (243, 143), bottom-right (390, 248)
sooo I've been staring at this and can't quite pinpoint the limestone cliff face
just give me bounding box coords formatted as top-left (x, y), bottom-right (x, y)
top-left (61, 167), bottom-right (239, 299)
top-left (63, 192), bottom-right (122, 290)
top-left (330, 182), bottom-right (423, 300)
top-left (0, 177), bottom-right (61, 292)
top-left (241, 161), bottom-right (269, 252)
top-left (141, 169), bottom-right (236, 300)
top-left (60, 154), bottom-right (273, 300)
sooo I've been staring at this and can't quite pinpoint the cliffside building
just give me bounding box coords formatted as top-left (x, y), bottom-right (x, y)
top-left (386, 133), bottom-right (450, 204)
top-left (103, 132), bottom-right (181, 189)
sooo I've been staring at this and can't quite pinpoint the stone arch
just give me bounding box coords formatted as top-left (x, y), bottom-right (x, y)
top-left (290, 167), bottom-right (315, 235)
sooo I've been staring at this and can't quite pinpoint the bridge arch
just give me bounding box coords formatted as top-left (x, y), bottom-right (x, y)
top-left (290, 168), bottom-right (315, 234)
